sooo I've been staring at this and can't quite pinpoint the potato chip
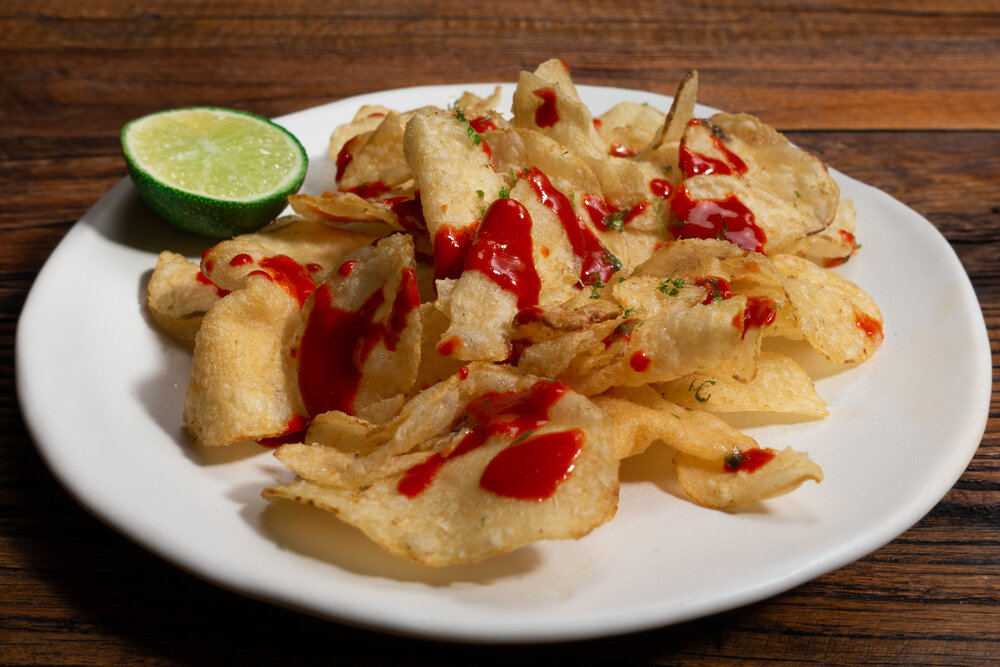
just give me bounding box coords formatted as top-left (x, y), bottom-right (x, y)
top-left (265, 363), bottom-right (619, 566)
top-left (709, 112), bottom-right (840, 228)
top-left (184, 275), bottom-right (306, 447)
top-left (146, 250), bottom-right (225, 346)
top-left (635, 70), bottom-right (698, 173)
top-left (675, 173), bottom-right (824, 254)
top-left (780, 198), bottom-right (859, 267)
top-left (329, 104), bottom-right (392, 167)
top-left (675, 447), bottom-right (823, 509)
top-left (592, 384), bottom-right (760, 461)
top-left (403, 108), bottom-right (505, 278)
top-left (656, 351), bottom-right (829, 418)
top-left (772, 253), bottom-right (883, 363)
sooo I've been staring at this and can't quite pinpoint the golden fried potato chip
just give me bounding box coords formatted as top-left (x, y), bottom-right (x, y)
top-left (780, 198), bottom-right (859, 267)
top-left (265, 363), bottom-right (619, 566)
top-left (674, 174), bottom-right (824, 255)
top-left (710, 112), bottom-right (840, 228)
top-left (146, 250), bottom-right (224, 346)
top-left (656, 351), bottom-right (829, 418)
top-left (675, 447), bottom-right (823, 509)
top-left (592, 384), bottom-right (759, 461)
top-left (772, 253), bottom-right (883, 363)
top-left (329, 106), bottom-right (392, 178)
top-left (338, 110), bottom-right (425, 192)
top-left (184, 275), bottom-right (306, 447)
top-left (595, 101), bottom-right (667, 157)
top-left (635, 70), bottom-right (698, 172)
top-left (558, 275), bottom-right (754, 394)
top-left (403, 108), bottom-right (505, 277)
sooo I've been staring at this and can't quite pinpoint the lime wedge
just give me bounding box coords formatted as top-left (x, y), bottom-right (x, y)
top-left (121, 107), bottom-right (308, 238)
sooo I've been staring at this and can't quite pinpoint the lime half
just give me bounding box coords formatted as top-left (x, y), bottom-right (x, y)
top-left (122, 107), bottom-right (308, 238)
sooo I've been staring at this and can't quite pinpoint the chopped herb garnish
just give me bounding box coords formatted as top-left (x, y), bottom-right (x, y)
top-left (476, 189), bottom-right (485, 199)
top-left (499, 186), bottom-right (510, 199)
top-left (661, 165), bottom-right (673, 175)
top-left (511, 430), bottom-right (535, 445)
top-left (587, 275), bottom-right (605, 299)
top-left (657, 276), bottom-right (690, 296)
top-left (689, 378), bottom-right (716, 402)
top-left (454, 104), bottom-right (483, 146)
top-left (724, 447), bottom-right (745, 470)
top-left (603, 210), bottom-right (626, 232)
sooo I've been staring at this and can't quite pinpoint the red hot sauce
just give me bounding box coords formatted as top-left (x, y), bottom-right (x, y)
top-left (296, 268), bottom-right (419, 417)
top-left (397, 380), bottom-right (582, 501)
top-left (464, 197), bottom-right (541, 309)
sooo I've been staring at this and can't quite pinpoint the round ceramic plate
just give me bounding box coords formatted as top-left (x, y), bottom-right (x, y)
top-left (16, 84), bottom-right (991, 643)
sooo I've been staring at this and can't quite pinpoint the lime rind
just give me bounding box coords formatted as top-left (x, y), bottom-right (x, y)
top-left (121, 107), bottom-right (308, 238)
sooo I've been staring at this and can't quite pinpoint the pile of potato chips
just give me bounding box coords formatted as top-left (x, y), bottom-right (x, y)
top-left (147, 59), bottom-right (883, 566)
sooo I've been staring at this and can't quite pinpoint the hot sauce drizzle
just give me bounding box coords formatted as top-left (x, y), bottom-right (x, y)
top-left (433, 223), bottom-right (478, 280)
top-left (854, 308), bottom-right (884, 342)
top-left (735, 296), bottom-right (778, 337)
top-left (524, 168), bottom-right (620, 286)
top-left (251, 255), bottom-right (317, 307)
top-left (694, 276), bottom-right (735, 304)
top-left (397, 380), bottom-right (580, 500)
top-left (679, 119), bottom-right (748, 177)
top-left (465, 197), bottom-right (541, 309)
top-left (340, 180), bottom-right (392, 199)
top-left (296, 268), bottom-right (419, 417)
top-left (609, 142), bottom-right (638, 158)
top-left (479, 430), bottom-right (583, 500)
top-left (670, 185), bottom-right (767, 254)
top-left (532, 87), bottom-right (559, 127)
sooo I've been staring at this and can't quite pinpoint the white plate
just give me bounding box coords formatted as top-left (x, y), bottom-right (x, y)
top-left (16, 84), bottom-right (991, 643)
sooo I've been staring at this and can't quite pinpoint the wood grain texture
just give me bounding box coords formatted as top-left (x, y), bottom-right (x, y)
top-left (1, 1), bottom-right (997, 664)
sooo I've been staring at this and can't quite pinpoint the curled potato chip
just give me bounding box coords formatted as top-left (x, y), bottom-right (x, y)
top-left (772, 253), bottom-right (883, 363)
top-left (329, 104), bottom-right (392, 168)
top-left (403, 108), bottom-right (505, 278)
top-left (635, 70), bottom-right (698, 173)
top-left (781, 198), bottom-right (859, 267)
top-left (592, 384), bottom-right (760, 461)
top-left (265, 363), bottom-right (619, 566)
top-left (184, 275), bottom-right (307, 447)
top-left (146, 251), bottom-right (225, 346)
top-left (675, 447), bottom-right (823, 510)
top-left (656, 351), bottom-right (829, 419)
top-left (709, 112), bottom-right (840, 228)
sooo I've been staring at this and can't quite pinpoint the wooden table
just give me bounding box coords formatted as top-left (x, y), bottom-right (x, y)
top-left (2, 1), bottom-right (997, 663)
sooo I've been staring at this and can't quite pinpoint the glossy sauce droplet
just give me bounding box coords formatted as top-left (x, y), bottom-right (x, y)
top-left (734, 296), bottom-right (777, 338)
top-left (533, 87), bottom-right (559, 127)
top-left (629, 350), bottom-right (652, 372)
top-left (465, 197), bottom-right (541, 309)
top-left (398, 380), bottom-right (571, 498)
top-left (670, 186), bottom-right (767, 254)
top-left (229, 253), bottom-right (254, 267)
top-left (479, 430), bottom-right (583, 500)
top-left (854, 308), bottom-right (884, 342)
top-left (433, 223), bottom-right (478, 280)
top-left (524, 168), bottom-right (620, 287)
